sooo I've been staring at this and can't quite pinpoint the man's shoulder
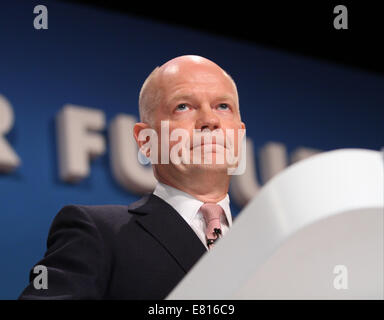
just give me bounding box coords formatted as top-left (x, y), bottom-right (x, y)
top-left (55, 194), bottom-right (153, 232)
top-left (73, 204), bottom-right (130, 216)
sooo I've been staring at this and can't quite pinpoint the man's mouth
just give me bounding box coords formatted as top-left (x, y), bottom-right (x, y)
top-left (190, 143), bottom-right (227, 154)
top-left (190, 142), bottom-right (226, 150)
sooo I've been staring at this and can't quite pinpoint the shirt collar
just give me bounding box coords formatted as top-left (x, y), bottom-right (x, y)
top-left (153, 182), bottom-right (232, 227)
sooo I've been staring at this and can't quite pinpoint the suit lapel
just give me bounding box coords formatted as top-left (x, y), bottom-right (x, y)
top-left (128, 193), bottom-right (207, 273)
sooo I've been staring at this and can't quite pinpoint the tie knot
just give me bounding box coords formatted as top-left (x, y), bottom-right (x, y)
top-left (200, 203), bottom-right (224, 224)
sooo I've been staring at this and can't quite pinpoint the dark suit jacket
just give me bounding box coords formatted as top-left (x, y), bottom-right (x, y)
top-left (19, 193), bottom-right (207, 299)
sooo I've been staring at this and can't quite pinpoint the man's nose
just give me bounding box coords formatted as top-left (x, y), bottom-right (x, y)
top-left (195, 106), bottom-right (220, 131)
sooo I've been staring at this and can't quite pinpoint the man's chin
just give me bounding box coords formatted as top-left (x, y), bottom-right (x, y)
top-left (184, 162), bottom-right (231, 174)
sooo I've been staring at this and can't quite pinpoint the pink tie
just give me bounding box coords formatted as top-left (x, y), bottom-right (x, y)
top-left (200, 203), bottom-right (225, 249)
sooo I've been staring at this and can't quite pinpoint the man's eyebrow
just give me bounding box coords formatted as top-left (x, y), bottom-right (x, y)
top-left (168, 94), bottom-right (236, 103)
top-left (168, 94), bottom-right (195, 102)
top-left (214, 95), bottom-right (236, 102)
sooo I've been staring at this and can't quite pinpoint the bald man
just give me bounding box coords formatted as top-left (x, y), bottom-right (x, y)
top-left (19, 56), bottom-right (246, 300)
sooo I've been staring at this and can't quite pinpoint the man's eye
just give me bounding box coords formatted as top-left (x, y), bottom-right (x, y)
top-left (218, 103), bottom-right (229, 110)
top-left (175, 104), bottom-right (189, 112)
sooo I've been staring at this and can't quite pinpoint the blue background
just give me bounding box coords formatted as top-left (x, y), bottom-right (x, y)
top-left (0, 0), bottom-right (383, 299)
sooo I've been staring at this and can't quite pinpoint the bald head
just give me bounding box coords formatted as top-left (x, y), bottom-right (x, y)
top-left (139, 55), bottom-right (239, 125)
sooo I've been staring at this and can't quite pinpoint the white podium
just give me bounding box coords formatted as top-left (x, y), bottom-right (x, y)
top-left (167, 149), bottom-right (383, 299)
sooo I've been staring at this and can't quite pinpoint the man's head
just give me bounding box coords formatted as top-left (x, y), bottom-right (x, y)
top-left (139, 55), bottom-right (240, 126)
top-left (134, 55), bottom-right (245, 184)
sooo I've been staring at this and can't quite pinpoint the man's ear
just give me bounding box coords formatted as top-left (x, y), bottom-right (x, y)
top-left (133, 122), bottom-right (151, 151)
top-left (239, 121), bottom-right (246, 141)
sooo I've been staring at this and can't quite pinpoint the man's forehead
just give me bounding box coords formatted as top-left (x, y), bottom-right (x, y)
top-left (158, 64), bottom-right (235, 92)
top-left (160, 61), bottom-right (226, 79)
top-left (160, 55), bottom-right (214, 72)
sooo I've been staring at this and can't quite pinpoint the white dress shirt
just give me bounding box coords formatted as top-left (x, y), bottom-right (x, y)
top-left (153, 182), bottom-right (232, 250)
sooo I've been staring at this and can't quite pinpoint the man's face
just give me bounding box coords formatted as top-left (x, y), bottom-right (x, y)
top-left (150, 59), bottom-right (245, 173)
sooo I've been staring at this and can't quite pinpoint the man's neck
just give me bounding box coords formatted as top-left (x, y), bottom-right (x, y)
top-left (154, 167), bottom-right (230, 203)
